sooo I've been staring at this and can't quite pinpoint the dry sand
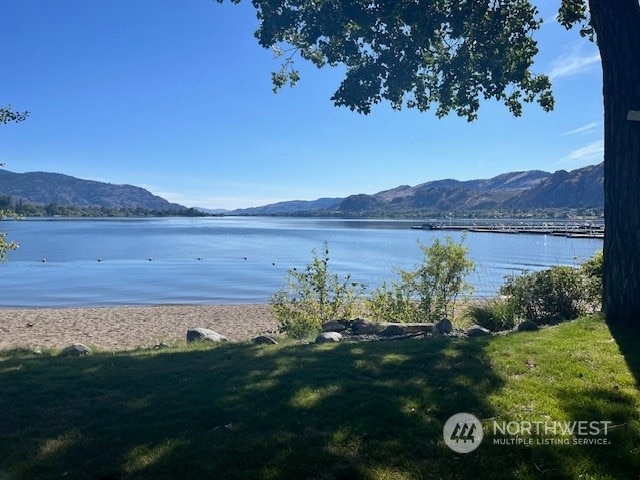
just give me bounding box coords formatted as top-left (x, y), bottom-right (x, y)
top-left (0, 304), bottom-right (279, 351)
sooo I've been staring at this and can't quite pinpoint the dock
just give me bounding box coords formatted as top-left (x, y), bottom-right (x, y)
top-left (411, 221), bottom-right (604, 239)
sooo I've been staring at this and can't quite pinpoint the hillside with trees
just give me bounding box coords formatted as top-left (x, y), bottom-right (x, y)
top-left (0, 170), bottom-right (188, 212)
top-left (230, 163), bottom-right (604, 217)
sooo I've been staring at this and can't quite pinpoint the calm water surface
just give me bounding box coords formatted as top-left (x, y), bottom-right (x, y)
top-left (0, 217), bottom-right (603, 307)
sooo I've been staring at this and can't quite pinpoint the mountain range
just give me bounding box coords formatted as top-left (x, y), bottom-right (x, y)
top-left (0, 170), bottom-right (186, 211)
top-left (229, 163), bottom-right (604, 216)
top-left (0, 163), bottom-right (604, 216)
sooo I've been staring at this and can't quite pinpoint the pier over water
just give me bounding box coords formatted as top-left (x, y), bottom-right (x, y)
top-left (412, 220), bottom-right (604, 239)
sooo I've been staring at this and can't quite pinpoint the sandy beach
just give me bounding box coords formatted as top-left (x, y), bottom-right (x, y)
top-left (0, 304), bottom-right (279, 351)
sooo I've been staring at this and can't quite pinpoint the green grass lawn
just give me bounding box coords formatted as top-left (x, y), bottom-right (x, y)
top-left (1, 315), bottom-right (639, 479)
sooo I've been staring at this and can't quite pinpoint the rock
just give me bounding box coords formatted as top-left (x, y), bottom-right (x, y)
top-left (253, 335), bottom-right (278, 345)
top-left (400, 323), bottom-right (435, 334)
top-left (547, 315), bottom-right (565, 325)
top-left (466, 325), bottom-right (492, 337)
top-left (322, 321), bottom-right (348, 333)
top-left (379, 325), bottom-right (408, 337)
top-left (186, 327), bottom-right (228, 343)
top-left (352, 319), bottom-right (384, 334)
top-left (337, 319), bottom-right (355, 329)
top-left (435, 318), bottom-right (453, 335)
top-left (315, 332), bottom-right (342, 344)
top-left (517, 321), bottom-right (539, 332)
top-left (60, 343), bottom-right (92, 357)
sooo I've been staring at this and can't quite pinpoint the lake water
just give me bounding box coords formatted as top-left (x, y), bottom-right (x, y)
top-left (0, 217), bottom-right (603, 307)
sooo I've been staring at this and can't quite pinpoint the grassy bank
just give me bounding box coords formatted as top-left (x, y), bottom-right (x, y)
top-left (1, 315), bottom-right (639, 479)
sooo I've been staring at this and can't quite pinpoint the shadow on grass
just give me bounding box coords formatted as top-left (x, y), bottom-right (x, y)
top-left (1, 319), bottom-right (639, 479)
top-left (608, 319), bottom-right (640, 388)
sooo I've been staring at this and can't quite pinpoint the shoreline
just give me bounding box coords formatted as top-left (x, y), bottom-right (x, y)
top-left (0, 304), bottom-right (279, 351)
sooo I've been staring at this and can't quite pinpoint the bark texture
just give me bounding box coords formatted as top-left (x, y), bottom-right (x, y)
top-left (589, 0), bottom-right (640, 324)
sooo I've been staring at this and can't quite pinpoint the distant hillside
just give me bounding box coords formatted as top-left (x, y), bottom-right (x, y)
top-left (228, 163), bottom-right (603, 216)
top-left (229, 197), bottom-right (343, 215)
top-left (0, 170), bottom-right (187, 210)
top-left (335, 164), bottom-right (602, 215)
top-left (196, 207), bottom-right (229, 215)
top-left (1, 163), bottom-right (602, 217)
top-left (509, 163), bottom-right (604, 209)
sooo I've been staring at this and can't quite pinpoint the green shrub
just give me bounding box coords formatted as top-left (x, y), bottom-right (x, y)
top-left (270, 242), bottom-right (365, 339)
top-left (0, 209), bottom-right (19, 262)
top-left (580, 250), bottom-right (603, 311)
top-left (0, 231), bottom-right (19, 262)
top-left (464, 297), bottom-right (519, 332)
top-left (367, 236), bottom-right (474, 323)
top-left (366, 280), bottom-right (420, 323)
top-left (500, 266), bottom-right (588, 325)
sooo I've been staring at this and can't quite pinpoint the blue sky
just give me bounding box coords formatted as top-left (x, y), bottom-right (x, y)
top-left (1, 1), bottom-right (604, 210)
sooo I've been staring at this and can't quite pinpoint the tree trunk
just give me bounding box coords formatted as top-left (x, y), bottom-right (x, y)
top-left (589, 0), bottom-right (640, 324)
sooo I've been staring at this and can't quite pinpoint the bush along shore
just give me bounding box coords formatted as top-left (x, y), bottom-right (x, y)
top-left (270, 237), bottom-right (604, 342)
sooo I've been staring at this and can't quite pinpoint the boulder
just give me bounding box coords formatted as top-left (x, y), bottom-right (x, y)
top-left (315, 332), bottom-right (342, 344)
top-left (547, 315), bottom-right (565, 325)
top-left (400, 323), bottom-right (435, 334)
top-left (337, 319), bottom-right (355, 329)
top-left (466, 325), bottom-right (492, 337)
top-left (252, 335), bottom-right (278, 345)
top-left (378, 325), bottom-right (408, 337)
top-left (322, 321), bottom-right (348, 333)
top-left (351, 319), bottom-right (384, 334)
top-left (186, 327), bottom-right (228, 343)
top-left (59, 343), bottom-right (92, 357)
top-left (517, 321), bottom-right (539, 332)
top-left (435, 318), bottom-right (454, 335)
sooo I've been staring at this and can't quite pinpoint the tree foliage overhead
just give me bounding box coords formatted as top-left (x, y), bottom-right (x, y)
top-left (219, 0), bottom-right (640, 324)
top-left (1, 105), bottom-right (28, 261)
top-left (557, 0), bottom-right (591, 34)
top-left (219, 0), bottom-right (559, 120)
top-left (0, 106), bottom-right (29, 125)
